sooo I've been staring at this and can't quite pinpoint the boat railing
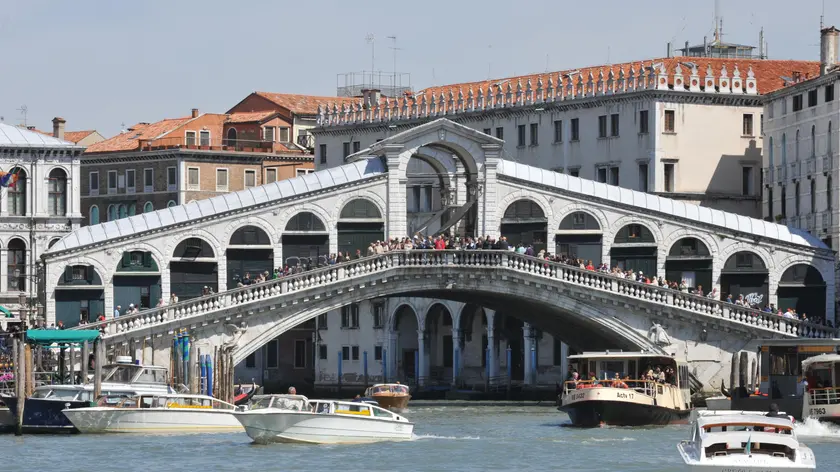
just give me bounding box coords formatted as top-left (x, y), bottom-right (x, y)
top-left (563, 379), bottom-right (662, 397)
top-left (807, 387), bottom-right (840, 405)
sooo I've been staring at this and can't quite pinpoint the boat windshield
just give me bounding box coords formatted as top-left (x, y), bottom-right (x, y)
top-left (703, 424), bottom-right (793, 434)
top-left (30, 388), bottom-right (87, 401)
top-left (272, 397), bottom-right (306, 411)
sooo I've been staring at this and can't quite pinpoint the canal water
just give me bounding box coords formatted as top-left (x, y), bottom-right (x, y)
top-left (3, 404), bottom-right (840, 471)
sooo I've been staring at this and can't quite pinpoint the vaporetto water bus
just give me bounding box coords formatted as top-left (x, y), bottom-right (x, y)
top-left (558, 351), bottom-right (691, 427)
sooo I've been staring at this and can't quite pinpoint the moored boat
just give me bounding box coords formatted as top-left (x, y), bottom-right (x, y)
top-left (558, 351), bottom-right (692, 427)
top-left (800, 353), bottom-right (840, 424)
top-left (62, 393), bottom-right (241, 433)
top-left (677, 410), bottom-right (816, 471)
top-left (364, 383), bottom-right (410, 411)
top-left (235, 394), bottom-right (414, 444)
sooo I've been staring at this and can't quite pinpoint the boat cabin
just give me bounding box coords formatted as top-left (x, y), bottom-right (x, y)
top-left (801, 354), bottom-right (840, 406)
top-left (365, 383), bottom-right (409, 396)
top-left (248, 394), bottom-right (405, 421)
top-left (566, 352), bottom-right (688, 390)
top-left (30, 385), bottom-right (142, 402)
top-left (691, 415), bottom-right (798, 461)
top-left (101, 359), bottom-right (168, 387)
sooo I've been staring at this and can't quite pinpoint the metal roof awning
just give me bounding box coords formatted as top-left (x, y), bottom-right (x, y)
top-left (26, 329), bottom-right (100, 345)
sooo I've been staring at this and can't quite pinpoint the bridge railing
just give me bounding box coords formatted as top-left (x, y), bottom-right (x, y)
top-left (72, 250), bottom-right (835, 339)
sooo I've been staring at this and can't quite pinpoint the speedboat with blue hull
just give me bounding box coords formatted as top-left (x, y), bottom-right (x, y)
top-left (2, 357), bottom-right (172, 433)
top-left (558, 351), bottom-right (692, 427)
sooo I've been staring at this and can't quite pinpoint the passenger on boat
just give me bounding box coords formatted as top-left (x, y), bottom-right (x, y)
top-left (569, 371), bottom-right (580, 388)
top-left (288, 386), bottom-right (297, 395)
top-left (611, 373), bottom-right (628, 389)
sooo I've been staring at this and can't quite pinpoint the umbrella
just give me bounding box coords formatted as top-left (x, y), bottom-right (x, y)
top-left (0, 306), bottom-right (12, 318)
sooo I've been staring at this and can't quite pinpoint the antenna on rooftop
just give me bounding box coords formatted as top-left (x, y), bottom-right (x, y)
top-left (545, 53), bottom-right (550, 72)
top-left (387, 35), bottom-right (401, 93)
top-left (17, 105), bottom-right (28, 127)
top-left (820, 0), bottom-right (825, 29)
top-left (487, 44), bottom-right (493, 79)
top-left (365, 33), bottom-right (376, 86)
top-left (714, 0), bottom-right (721, 44)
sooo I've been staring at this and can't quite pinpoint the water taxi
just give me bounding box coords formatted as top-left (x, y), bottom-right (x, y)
top-left (235, 394), bottom-right (414, 444)
top-left (678, 410), bottom-right (816, 471)
top-left (558, 351), bottom-right (691, 427)
top-left (62, 393), bottom-right (241, 433)
top-left (800, 353), bottom-right (840, 423)
top-left (363, 383), bottom-right (410, 411)
top-left (1, 357), bottom-right (173, 433)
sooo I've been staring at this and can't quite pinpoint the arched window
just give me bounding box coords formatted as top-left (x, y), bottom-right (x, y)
top-left (89, 205), bottom-right (99, 225)
top-left (230, 225), bottom-right (272, 245)
top-left (108, 204), bottom-right (117, 221)
top-left (8, 167), bottom-right (26, 216)
top-left (47, 168), bottom-right (67, 216)
top-left (810, 179), bottom-right (816, 212)
top-left (795, 129), bottom-right (800, 160)
top-left (781, 133), bottom-right (787, 164)
top-left (144, 202), bottom-right (154, 213)
top-left (127, 204), bottom-right (136, 217)
top-left (829, 176), bottom-right (834, 211)
top-left (48, 238), bottom-right (61, 249)
top-left (167, 200), bottom-right (177, 208)
top-left (173, 237), bottom-right (215, 258)
top-left (811, 125), bottom-right (816, 157)
top-left (7, 238), bottom-right (26, 291)
top-left (285, 212), bottom-right (327, 231)
top-left (768, 136), bottom-right (774, 167)
top-left (339, 199), bottom-right (382, 219)
top-left (226, 128), bottom-right (237, 146)
top-left (503, 199), bottom-right (546, 221)
top-left (558, 211), bottom-right (600, 230)
top-left (118, 204), bottom-right (127, 219)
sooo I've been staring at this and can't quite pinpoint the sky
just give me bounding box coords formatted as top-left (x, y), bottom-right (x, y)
top-left (1, 0), bottom-right (837, 137)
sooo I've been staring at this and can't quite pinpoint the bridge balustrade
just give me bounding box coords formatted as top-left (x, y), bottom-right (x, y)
top-left (71, 250), bottom-right (836, 340)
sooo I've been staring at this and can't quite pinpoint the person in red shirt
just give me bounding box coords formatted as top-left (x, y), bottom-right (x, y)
top-left (585, 260), bottom-right (595, 271)
top-left (434, 236), bottom-right (446, 250)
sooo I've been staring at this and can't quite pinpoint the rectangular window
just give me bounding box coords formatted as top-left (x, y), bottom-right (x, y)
top-left (351, 346), bottom-right (360, 361)
top-left (244, 169), bottom-right (256, 188)
top-left (610, 113), bottom-right (619, 137)
top-left (167, 167), bottom-right (177, 191)
top-left (482, 128), bottom-right (491, 135)
top-left (266, 340), bottom-right (279, 369)
top-left (639, 110), bottom-right (649, 134)
top-left (317, 313), bottom-right (328, 329)
top-left (294, 339), bottom-right (306, 369)
top-left (341, 304), bottom-right (359, 328)
top-left (216, 168), bottom-right (228, 191)
top-left (143, 168), bottom-right (153, 192)
top-left (742, 114), bottom-right (754, 136)
top-left (664, 110), bottom-right (675, 132)
top-left (826, 84), bottom-right (835, 102)
top-left (742, 167), bottom-right (754, 196)
top-left (495, 127), bottom-right (504, 140)
top-left (530, 123), bottom-right (538, 146)
top-left (664, 163), bottom-right (675, 192)
top-left (89, 171), bottom-right (99, 196)
top-left (265, 168), bottom-right (277, 183)
top-left (245, 353), bottom-right (256, 368)
top-left (296, 168), bottom-right (313, 177)
top-left (342, 346), bottom-right (350, 361)
top-left (598, 115), bottom-right (607, 138)
top-left (571, 118), bottom-right (580, 141)
top-left (569, 168), bottom-right (580, 177)
top-left (373, 304), bottom-right (384, 328)
top-left (793, 94), bottom-right (803, 111)
top-left (186, 167), bottom-right (199, 190)
top-left (199, 130), bottom-right (210, 146)
top-left (343, 142), bottom-right (350, 158)
top-left (108, 170), bottom-right (118, 194)
top-left (125, 169), bottom-right (135, 193)
top-left (638, 163), bottom-right (649, 192)
top-left (596, 167), bottom-right (607, 183)
top-left (278, 127), bottom-right (290, 142)
top-left (609, 166), bottom-right (619, 185)
top-left (319, 144), bottom-right (327, 164)
top-left (517, 124), bottom-right (526, 146)
top-left (352, 141), bottom-right (360, 153)
top-left (553, 120), bottom-right (563, 143)
top-left (374, 345), bottom-right (383, 361)
top-left (263, 126), bottom-right (275, 142)
top-left (319, 344), bottom-right (328, 360)
top-left (185, 131), bottom-right (196, 146)
top-left (808, 89), bottom-right (818, 107)
top-left (782, 98), bottom-right (788, 114)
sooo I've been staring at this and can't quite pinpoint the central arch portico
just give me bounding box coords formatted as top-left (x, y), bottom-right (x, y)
top-left (44, 118), bottom-right (835, 395)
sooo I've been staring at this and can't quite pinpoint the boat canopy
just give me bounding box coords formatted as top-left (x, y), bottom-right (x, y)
top-left (26, 329), bottom-right (100, 345)
top-left (802, 353), bottom-right (840, 369)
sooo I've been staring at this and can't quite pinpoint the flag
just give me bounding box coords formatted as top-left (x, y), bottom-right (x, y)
top-left (745, 435), bottom-right (752, 455)
top-left (0, 171), bottom-right (19, 188)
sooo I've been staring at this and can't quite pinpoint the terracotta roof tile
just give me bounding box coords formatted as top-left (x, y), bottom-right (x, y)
top-left (63, 130), bottom-right (96, 143)
top-left (85, 117), bottom-right (191, 153)
top-left (417, 57), bottom-right (820, 99)
top-left (254, 92), bottom-right (357, 115)
top-left (226, 111), bottom-right (278, 123)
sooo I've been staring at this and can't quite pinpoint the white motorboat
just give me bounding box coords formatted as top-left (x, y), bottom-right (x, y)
top-left (677, 410), bottom-right (816, 471)
top-left (800, 353), bottom-right (840, 423)
top-left (62, 393), bottom-right (242, 434)
top-left (704, 396), bottom-right (731, 411)
top-left (235, 394), bottom-right (414, 444)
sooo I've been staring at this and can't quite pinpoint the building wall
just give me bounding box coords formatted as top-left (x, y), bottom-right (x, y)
top-left (75, 132), bottom-right (106, 147)
top-left (234, 325), bottom-right (315, 394)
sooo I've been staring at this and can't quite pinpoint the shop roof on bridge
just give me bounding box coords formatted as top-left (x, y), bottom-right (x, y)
top-left (0, 122), bottom-right (83, 149)
top-left (47, 159), bottom-right (385, 253)
top-left (497, 160), bottom-right (827, 250)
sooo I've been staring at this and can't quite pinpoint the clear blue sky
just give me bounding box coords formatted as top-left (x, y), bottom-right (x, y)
top-left (1, 0), bottom-right (836, 137)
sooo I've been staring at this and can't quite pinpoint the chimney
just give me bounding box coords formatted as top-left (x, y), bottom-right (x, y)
top-left (361, 89), bottom-right (381, 109)
top-left (758, 27), bottom-right (765, 59)
top-left (820, 26), bottom-right (840, 75)
top-left (666, 42), bottom-right (672, 58)
top-left (52, 117), bottom-right (66, 140)
top-left (191, 108), bottom-right (199, 118)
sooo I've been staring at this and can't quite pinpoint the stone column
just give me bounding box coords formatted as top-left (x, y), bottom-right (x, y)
top-left (385, 146), bottom-right (407, 240)
top-left (416, 329), bottom-right (426, 386)
top-left (486, 309), bottom-right (498, 384)
top-left (0, 249), bottom-right (7, 293)
top-left (480, 144), bottom-right (502, 238)
top-left (523, 323), bottom-right (534, 386)
top-left (451, 327), bottom-right (461, 386)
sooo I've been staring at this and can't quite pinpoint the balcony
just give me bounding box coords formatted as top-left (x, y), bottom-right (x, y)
top-left (789, 161), bottom-right (800, 180)
top-left (296, 133), bottom-right (314, 150)
top-left (763, 167), bottom-right (775, 184)
top-left (805, 213), bottom-right (816, 232)
top-left (137, 136), bottom-right (296, 154)
top-left (824, 211), bottom-right (835, 228)
top-left (776, 165), bottom-right (787, 182)
top-left (824, 156), bottom-right (835, 173)
top-left (806, 158), bottom-right (816, 176)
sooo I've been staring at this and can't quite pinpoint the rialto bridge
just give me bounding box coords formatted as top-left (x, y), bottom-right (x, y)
top-left (45, 118), bottom-right (836, 394)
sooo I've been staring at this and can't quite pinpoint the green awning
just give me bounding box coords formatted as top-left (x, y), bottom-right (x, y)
top-left (0, 306), bottom-right (12, 317)
top-left (26, 329), bottom-right (100, 345)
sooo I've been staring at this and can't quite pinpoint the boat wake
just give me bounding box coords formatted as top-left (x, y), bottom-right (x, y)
top-left (794, 417), bottom-right (840, 440)
top-left (412, 433), bottom-right (481, 441)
